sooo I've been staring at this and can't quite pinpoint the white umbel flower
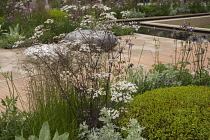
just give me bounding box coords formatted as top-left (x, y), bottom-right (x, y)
top-left (111, 81), bottom-right (137, 103)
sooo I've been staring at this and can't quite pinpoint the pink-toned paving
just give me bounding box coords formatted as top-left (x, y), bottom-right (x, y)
top-left (0, 33), bottom-right (209, 112)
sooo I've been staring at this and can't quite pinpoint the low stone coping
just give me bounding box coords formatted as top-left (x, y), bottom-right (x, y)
top-left (140, 15), bottom-right (210, 34)
top-left (112, 12), bottom-right (210, 23)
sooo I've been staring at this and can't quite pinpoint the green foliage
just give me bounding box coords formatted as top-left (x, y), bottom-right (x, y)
top-left (111, 9), bottom-right (123, 19)
top-left (0, 73), bottom-right (27, 139)
top-left (24, 76), bottom-right (79, 140)
top-left (169, 3), bottom-right (191, 15)
top-left (137, 4), bottom-right (170, 17)
top-left (0, 17), bottom-right (6, 24)
top-left (0, 96), bottom-right (26, 140)
top-left (36, 20), bottom-right (76, 44)
top-left (124, 9), bottom-right (145, 18)
top-left (0, 0), bottom-right (7, 17)
top-left (126, 63), bottom-right (185, 94)
top-left (7, 24), bottom-right (20, 39)
top-left (78, 107), bottom-right (145, 140)
top-left (0, 23), bottom-right (21, 49)
top-left (189, 1), bottom-right (208, 13)
top-left (21, 10), bottom-right (50, 37)
top-left (111, 24), bottom-right (135, 36)
top-left (191, 68), bottom-right (210, 86)
top-left (15, 122), bottom-right (69, 140)
top-left (121, 86), bottom-right (210, 139)
top-left (47, 10), bottom-right (68, 22)
top-left (201, 25), bottom-right (210, 29)
top-left (207, 2), bottom-right (210, 11)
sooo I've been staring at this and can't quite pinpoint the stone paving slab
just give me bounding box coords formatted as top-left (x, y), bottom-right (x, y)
top-left (121, 33), bottom-right (210, 69)
top-left (0, 48), bottom-right (26, 81)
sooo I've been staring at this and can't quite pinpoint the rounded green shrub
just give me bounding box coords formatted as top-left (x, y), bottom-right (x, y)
top-left (47, 10), bottom-right (68, 21)
top-left (120, 86), bottom-right (210, 139)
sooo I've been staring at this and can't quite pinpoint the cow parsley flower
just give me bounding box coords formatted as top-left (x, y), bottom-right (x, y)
top-left (101, 107), bottom-right (120, 120)
top-left (35, 25), bottom-right (44, 32)
top-left (60, 71), bottom-right (72, 81)
top-left (12, 40), bottom-right (24, 48)
top-left (24, 44), bottom-right (69, 61)
top-left (44, 19), bottom-right (54, 24)
top-left (92, 88), bottom-right (106, 99)
top-left (92, 4), bottom-right (111, 11)
top-left (79, 44), bottom-right (90, 52)
top-left (120, 11), bottom-right (130, 18)
top-left (111, 81), bottom-right (137, 103)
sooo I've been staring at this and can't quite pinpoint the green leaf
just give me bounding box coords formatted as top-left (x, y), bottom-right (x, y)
top-left (9, 26), bottom-right (13, 34)
top-left (28, 135), bottom-right (39, 140)
top-left (39, 122), bottom-right (51, 140)
top-left (1, 99), bottom-right (6, 106)
top-left (52, 131), bottom-right (59, 140)
top-left (58, 132), bottom-right (69, 140)
top-left (15, 136), bottom-right (26, 140)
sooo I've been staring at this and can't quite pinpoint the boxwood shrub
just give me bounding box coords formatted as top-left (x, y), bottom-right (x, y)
top-left (120, 86), bottom-right (210, 139)
top-left (47, 9), bottom-right (68, 22)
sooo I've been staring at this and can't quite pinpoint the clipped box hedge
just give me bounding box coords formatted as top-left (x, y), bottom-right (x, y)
top-left (47, 10), bottom-right (68, 21)
top-left (120, 86), bottom-right (210, 139)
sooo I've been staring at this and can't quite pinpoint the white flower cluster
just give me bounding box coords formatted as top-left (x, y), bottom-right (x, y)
top-left (35, 25), bottom-right (44, 32)
top-left (60, 5), bottom-right (78, 12)
top-left (12, 40), bottom-right (24, 48)
top-left (29, 18), bottom-right (54, 42)
top-left (86, 88), bottom-right (106, 99)
top-left (14, 1), bottom-right (26, 9)
top-left (93, 88), bottom-right (106, 98)
top-left (129, 21), bottom-right (141, 31)
top-left (92, 72), bottom-right (111, 79)
top-left (60, 71), bottom-right (72, 81)
top-left (53, 33), bottom-right (66, 40)
top-left (111, 81), bottom-right (137, 103)
top-left (120, 11), bottom-right (130, 18)
top-left (79, 44), bottom-right (90, 52)
top-left (44, 19), bottom-right (54, 24)
top-left (92, 4), bottom-right (111, 11)
top-left (80, 5), bottom-right (90, 11)
top-left (100, 12), bottom-right (117, 20)
top-left (105, 108), bottom-right (120, 120)
top-left (80, 15), bottom-right (93, 27)
top-left (113, 22), bottom-right (141, 32)
top-left (29, 25), bottom-right (45, 41)
top-left (24, 44), bottom-right (69, 61)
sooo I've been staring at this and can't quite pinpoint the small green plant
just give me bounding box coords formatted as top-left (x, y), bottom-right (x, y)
top-left (7, 24), bottom-right (20, 39)
top-left (126, 63), bottom-right (185, 94)
top-left (189, 1), bottom-right (208, 13)
top-left (0, 23), bottom-right (21, 48)
top-left (0, 72), bottom-right (26, 140)
top-left (169, 3), bottom-right (190, 15)
top-left (78, 107), bottom-right (145, 140)
top-left (0, 96), bottom-right (26, 140)
top-left (111, 23), bottom-right (136, 36)
top-left (137, 4), bottom-right (170, 17)
top-left (121, 85), bottom-right (210, 139)
top-left (15, 122), bottom-right (69, 140)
